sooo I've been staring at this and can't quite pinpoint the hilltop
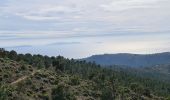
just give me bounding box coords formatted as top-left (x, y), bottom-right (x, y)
top-left (82, 52), bottom-right (170, 67)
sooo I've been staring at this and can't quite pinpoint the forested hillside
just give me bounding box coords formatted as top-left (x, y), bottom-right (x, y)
top-left (0, 48), bottom-right (170, 100)
top-left (110, 64), bottom-right (170, 82)
top-left (83, 53), bottom-right (170, 67)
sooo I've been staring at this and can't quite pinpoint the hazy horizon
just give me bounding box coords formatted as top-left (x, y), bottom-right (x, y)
top-left (4, 47), bottom-right (170, 59)
top-left (1, 0), bottom-right (170, 58)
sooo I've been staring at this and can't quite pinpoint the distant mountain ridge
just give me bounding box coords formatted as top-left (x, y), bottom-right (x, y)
top-left (82, 52), bottom-right (170, 67)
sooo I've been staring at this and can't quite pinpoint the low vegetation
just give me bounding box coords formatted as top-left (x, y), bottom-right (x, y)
top-left (0, 48), bottom-right (170, 100)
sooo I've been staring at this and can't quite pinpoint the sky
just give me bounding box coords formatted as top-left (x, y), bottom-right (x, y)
top-left (0, 0), bottom-right (170, 58)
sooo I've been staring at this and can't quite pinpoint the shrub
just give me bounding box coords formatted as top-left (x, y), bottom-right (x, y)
top-left (166, 96), bottom-right (170, 100)
top-left (69, 76), bottom-right (80, 86)
top-left (0, 85), bottom-right (13, 100)
top-left (20, 65), bottom-right (27, 70)
top-left (51, 84), bottom-right (76, 100)
top-left (3, 74), bottom-right (9, 78)
top-left (39, 93), bottom-right (49, 100)
top-left (130, 83), bottom-right (144, 94)
top-left (143, 88), bottom-right (151, 97)
top-left (101, 87), bottom-right (115, 100)
top-left (25, 78), bottom-right (32, 85)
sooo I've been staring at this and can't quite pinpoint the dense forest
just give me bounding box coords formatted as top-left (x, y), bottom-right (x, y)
top-left (83, 53), bottom-right (170, 67)
top-left (0, 48), bottom-right (170, 100)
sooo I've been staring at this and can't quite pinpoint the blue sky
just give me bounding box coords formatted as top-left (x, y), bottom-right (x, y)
top-left (0, 0), bottom-right (170, 58)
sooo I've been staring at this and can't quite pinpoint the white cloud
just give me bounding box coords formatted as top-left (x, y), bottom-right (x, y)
top-left (0, 1), bottom-right (79, 21)
top-left (0, 0), bottom-right (170, 57)
top-left (101, 0), bottom-right (163, 11)
top-left (15, 14), bottom-right (60, 21)
top-left (37, 5), bottom-right (77, 14)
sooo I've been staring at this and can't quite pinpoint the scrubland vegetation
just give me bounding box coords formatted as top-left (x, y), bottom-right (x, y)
top-left (0, 48), bottom-right (170, 100)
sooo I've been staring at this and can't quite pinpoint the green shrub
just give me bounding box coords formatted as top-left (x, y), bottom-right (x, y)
top-left (51, 84), bottom-right (76, 100)
top-left (39, 93), bottom-right (49, 100)
top-left (0, 85), bottom-right (13, 100)
top-left (101, 87), bottom-right (115, 100)
top-left (69, 76), bottom-right (80, 86)
top-left (25, 78), bottom-right (32, 85)
top-left (3, 74), bottom-right (9, 78)
top-left (143, 88), bottom-right (151, 97)
top-left (166, 96), bottom-right (170, 100)
top-left (20, 65), bottom-right (27, 70)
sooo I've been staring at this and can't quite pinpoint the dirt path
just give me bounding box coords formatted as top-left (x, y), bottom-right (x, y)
top-left (10, 70), bottom-right (40, 85)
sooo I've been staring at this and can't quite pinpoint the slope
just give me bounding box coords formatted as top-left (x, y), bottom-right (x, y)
top-left (0, 49), bottom-right (170, 100)
top-left (82, 52), bottom-right (170, 67)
